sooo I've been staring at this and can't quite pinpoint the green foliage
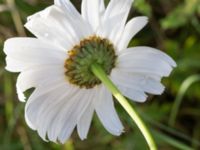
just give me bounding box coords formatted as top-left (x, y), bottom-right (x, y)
top-left (0, 0), bottom-right (200, 149)
top-left (134, 0), bottom-right (152, 17)
top-left (161, 0), bottom-right (200, 29)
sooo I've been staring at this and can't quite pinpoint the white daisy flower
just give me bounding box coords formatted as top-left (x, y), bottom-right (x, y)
top-left (4, 0), bottom-right (176, 143)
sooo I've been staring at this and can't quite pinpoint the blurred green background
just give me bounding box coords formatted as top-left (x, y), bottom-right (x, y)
top-left (0, 0), bottom-right (200, 149)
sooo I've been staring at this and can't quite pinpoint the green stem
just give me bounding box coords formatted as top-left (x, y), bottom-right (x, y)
top-left (152, 130), bottom-right (193, 150)
top-left (91, 63), bottom-right (157, 150)
top-left (169, 74), bottom-right (200, 126)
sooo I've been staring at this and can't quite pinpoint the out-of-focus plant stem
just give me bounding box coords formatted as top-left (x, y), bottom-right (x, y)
top-left (0, 4), bottom-right (9, 12)
top-left (6, 0), bottom-right (26, 36)
top-left (152, 129), bottom-right (193, 150)
top-left (169, 74), bottom-right (200, 126)
top-left (4, 73), bottom-right (13, 125)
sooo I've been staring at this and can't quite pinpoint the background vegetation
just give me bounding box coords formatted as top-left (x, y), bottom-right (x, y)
top-left (0, 0), bottom-right (200, 149)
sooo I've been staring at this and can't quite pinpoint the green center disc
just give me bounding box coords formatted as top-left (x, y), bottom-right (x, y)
top-left (65, 36), bottom-right (117, 89)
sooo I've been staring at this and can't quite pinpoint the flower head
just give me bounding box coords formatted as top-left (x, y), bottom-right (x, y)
top-left (4, 0), bottom-right (176, 143)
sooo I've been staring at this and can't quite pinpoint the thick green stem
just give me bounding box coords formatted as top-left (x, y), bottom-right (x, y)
top-left (91, 63), bottom-right (157, 150)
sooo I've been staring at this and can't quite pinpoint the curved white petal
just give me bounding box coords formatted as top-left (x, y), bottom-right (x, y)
top-left (118, 47), bottom-right (177, 67)
top-left (56, 89), bottom-right (94, 143)
top-left (117, 84), bottom-right (148, 102)
top-left (77, 102), bottom-right (94, 140)
top-left (29, 87), bottom-right (94, 143)
top-left (54, 0), bottom-right (82, 19)
top-left (103, 0), bottom-right (132, 24)
top-left (4, 38), bottom-right (65, 73)
top-left (36, 85), bottom-right (78, 142)
top-left (37, 86), bottom-right (78, 142)
top-left (95, 85), bottom-right (124, 135)
top-left (111, 69), bottom-right (165, 98)
top-left (113, 47), bottom-right (176, 102)
top-left (77, 88), bottom-right (96, 140)
top-left (16, 65), bottom-right (64, 102)
top-left (111, 72), bottom-right (147, 102)
top-left (118, 17), bottom-right (148, 50)
top-left (25, 6), bottom-right (74, 50)
top-left (117, 47), bottom-right (176, 77)
top-left (97, 0), bottom-right (133, 50)
top-left (5, 56), bottom-right (32, 73)
top-left (99, 0), bottom-right (105, 15)
top-left (36, 86), bottom-right (71, 141)
top-left (25, 78), bottom-right (67, 130)
top-left (108, 19), bottom-right (126, 51)
top-left (82, 0), bottom-right (104, 31)
top-left (25, 5), bottom-right (92, 51)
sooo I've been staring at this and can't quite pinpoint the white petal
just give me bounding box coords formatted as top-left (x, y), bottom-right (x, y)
top-left (118, 17), bottom-right (148, 50)
top-left (118, 47), bottom-right (177, 67)
top-left (77, 89), bottom-right (95, 140)
top-left (97, 0), bottom-right (133, 49)
top-left (25, 78), bottom-right (67, 131)
top-left (95, 85), bottom-right (124, 135)
top-left (117, 47), bottom-right (176, 77)
top-left (103, 0), bottom-right (133, 24)
top-left (25, 6), bottom-right (92, 50)
top-left (97, 13), bottom-right (124, 41)
top-left (116, 85), bottom-right (148, 102)
top-left (108, 20), bottom-right (126, 51)
top-left (25, 6), bottom-right (74, 50)
top-left (4, 38), bottom-right (65, 72)
top-left (111, 69), bottom-right (165, 96)
top-left (54, 0), bottom-right (82, 19)
top-left (77, 103), bottom-right (94, 140)
top-left (37, 85), bottom-right (78, 142)
top-left (37, 86), bottom-right (71, 141)
top-left (56, 89), bottom-right (94, 143)
top-left (31, 87), bottom-right (94, 143)
top-left (82, 0), bottom-right (105, 31)
top-left (5, 56), bottom-right (31, 73)
top-left (99, 0), bottom-right (105, 14)
top-left (16, 65), bottom-right (64, 102)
